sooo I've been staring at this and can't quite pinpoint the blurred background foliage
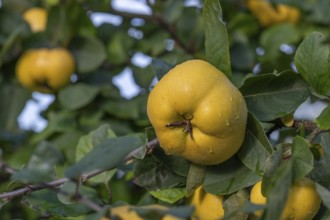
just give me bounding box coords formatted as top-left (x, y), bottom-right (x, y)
top-left (0, 0), bottom-right (330, 219)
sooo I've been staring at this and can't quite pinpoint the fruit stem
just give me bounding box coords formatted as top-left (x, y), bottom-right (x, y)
top-left (166, 120), bottom-right (193, 140)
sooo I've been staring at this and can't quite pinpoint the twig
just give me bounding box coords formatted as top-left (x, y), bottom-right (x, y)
top-left (0, 138), bottom-right (159, 200)
top-left (125, 138), bottom-right (159, 161)
top-left (266, 119), bottom-right (328, 142)
top-left (0, 160), bottom-right (17, 175)
top-left (293, 120), bottom-right (318, 130)
top-left (56, 188), bottom-right (103, 212)
top-left (108, 5), bottom-right (195, 55)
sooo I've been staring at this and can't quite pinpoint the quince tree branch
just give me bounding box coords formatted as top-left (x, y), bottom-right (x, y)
top-left (0, 138), bottom-right (159, 207)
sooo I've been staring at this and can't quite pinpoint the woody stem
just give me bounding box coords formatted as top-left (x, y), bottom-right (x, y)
top-left (166, 120), bottom-right (193, 139)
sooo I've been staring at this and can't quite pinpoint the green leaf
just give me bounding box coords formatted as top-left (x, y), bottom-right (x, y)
top-left (107, 31), bottom-right (134, 65)
top-left (47, 3), bottom-right (96, 45)
top-left (75, 124), bottom-right (117, 183)
top-left (133, 162), bottom-right (186, 191)
top-left (316, 104), bottom-right (330, 130)
top-left (11, 169), bottom-right (54, 184)
top-left (152, 147), bottom-right (190, 178)
top-left (309, 132), bottom-right (330, 187)
top-left (65, 135), bottom-right (144, 179)
top-left (57, 182), bottom-right (100, 205)
top-left (294, 32), bottom-right (330, 95)
top-left (240, 72), bottom-right (309, 121)
top-left (22, 189), bottom-right (92, 217)
top-left (0, 81), bottom-right (31, 131)
top-left (186, 163), bottom-right (206, 197)
top-left (291, 136), bottom-right (314, 180)
top-left (58, 83), bottom-right (100, 110)
top-left (69, 35), bottom-right (106, 73)
top-left (11, 141), bottom-right (63, 184)
top-left (150, 188), bottom-right (186, 204)
top-left (223, 189), bottom-right (249, 220)
top-left (67, 3), bottom-right (96, 37)
top-left (162, 1), bottom-right (184, 24)
top-left (316, 183), bottom-right (330, 210)
top-left (0, 8), bottom-right (30, 37)
top-left (131, 65), bottom-right (155, 90)
top-left (76, 124), bottom-right (116, 162)
top-left (133, 150), bottom-right (187, 191)
top-left (203, 156), bottom-right (260, 195)
top-left (302, 0), bottom-right (330, 24)
top-left (261, 144), bottom-right (284, 196)
top-left (102, 99), bottom-right (140, 120)
top-left (230, 43), bottom-right (255, 71)
top-left (151, 58), bottom-right (174, 80)
top-left (175, 6), bottom-right (204, 49)
top-left (260, 24), bottom-right (300, 61)
top-left (30, 110), bottom-right (77, 145)
top-left (237, 113), bottom-right (272, 174)
top-left (261, 160), bottom-right (293, 220)
top-left (46, 5), bottom-right (72, 45)
top-left (203, 0), bottom-right (231, 77)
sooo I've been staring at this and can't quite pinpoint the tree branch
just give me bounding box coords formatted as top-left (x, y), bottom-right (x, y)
top-left (107, 5), bottom-right (195, 55)
top-left (0, 138), bottom-right (159, 201)
top-left (0, 160), bottom-right (16, 175)
top-left (266, 119), bottom-right (329, 143)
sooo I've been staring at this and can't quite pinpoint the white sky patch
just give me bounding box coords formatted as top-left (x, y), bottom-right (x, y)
top-left (113, 68), bottom-right (141, 99)
top-left (112, 0), bottom-right (152, 15)
top-left (90, 12), bottom-right (123, 26)
top-left (294, 98), bottom-right (327, 121)
top-left (132, 52), bottom-right (152, 67)
top-left (17, 92), bottom-right (55, 132)
top-left (185, 0), bottom-right (202, 7)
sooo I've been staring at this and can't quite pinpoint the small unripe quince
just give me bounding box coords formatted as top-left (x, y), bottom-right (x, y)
top-left (23, 7), bottom-right (47, 32)
top-left (147, 59), bottom-right (247, 165)
top-left (16, 48), bottom-right (75, 93)
top-left (189, 186), bottom-right (224, 220)
top-left (250, 178), bottom-right (321, 219)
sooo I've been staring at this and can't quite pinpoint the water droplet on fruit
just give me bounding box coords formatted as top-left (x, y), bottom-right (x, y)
top-left (226, 120), bottom-right (230, 126)
top-left (209, 146), bottom-right (214, 154)
top-left (218, 112), bottom-right (222, 117)
top-left (229, 97), bottom-right (233, 102)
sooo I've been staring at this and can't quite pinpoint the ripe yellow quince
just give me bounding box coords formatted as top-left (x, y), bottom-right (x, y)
top-left (22, 7), bottom-right (47, 32)
top-left (246, 0), bottom-right (300, 27)
top-left (147, 59), bottom-right (247, 165)
top-left (250, 178), bottom-right (321, 219)
top-left (189, 186), bottom-right (224, 220)
top-left (16, 48), bottom-right (75, 93)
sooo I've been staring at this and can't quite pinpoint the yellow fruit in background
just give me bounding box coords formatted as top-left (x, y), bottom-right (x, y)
top-left (189, 186), bottom-right (224, 220)
top-left (23, 7), bottom-right (47, 32)
top-left (250, 181), bottom-right (267, 217)
top-left (16, 48), bottom-right (75, 93)
top-left (107, 205), bottom-right (142, 220)
top-left (246, 0), bottom-right (280, 26)
top-left (101, 205), bottom-right (183, 220)
top-left (250, 179), bottom-right (321, 219)
top-left (147, 59), bottom-right (247, 165)
top-left (246, 0), bottom-right (301, 27)
top-left (276, 4), bottom-right (301, 24)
